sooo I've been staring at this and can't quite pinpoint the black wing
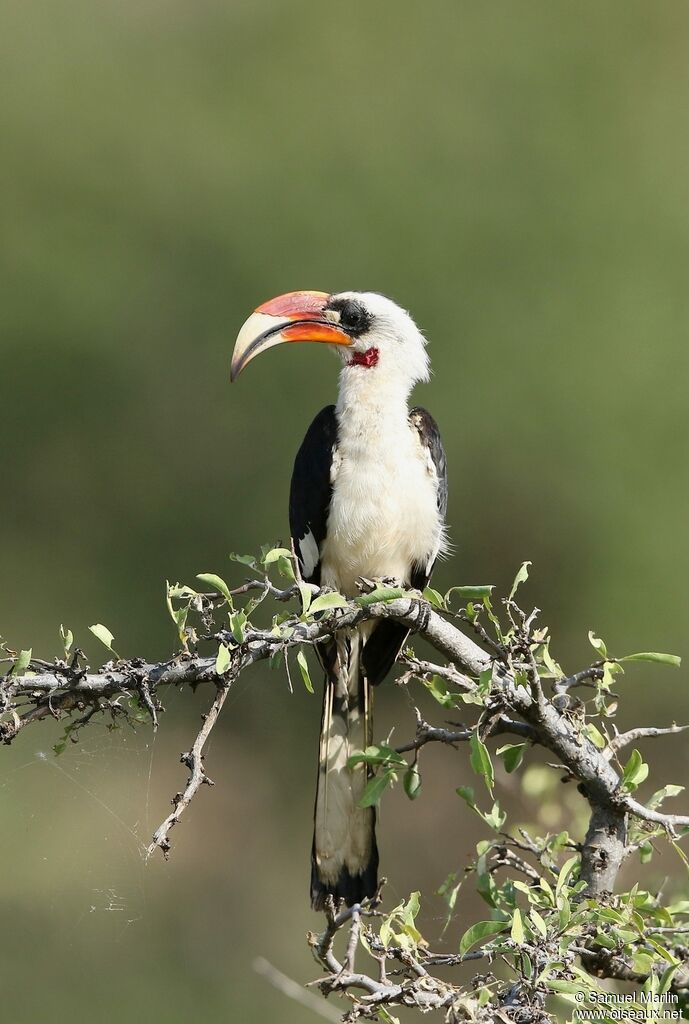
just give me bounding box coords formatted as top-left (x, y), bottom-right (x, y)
top-left (289, 405), bottom-right (338, 585)
top-left (408, 406), bottom-right (448, 590)
top-left (362, 406), bottom-right (448, 685)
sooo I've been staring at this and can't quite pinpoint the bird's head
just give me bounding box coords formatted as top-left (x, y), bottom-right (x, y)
top-left (230, 290), bottom-right (429, 388)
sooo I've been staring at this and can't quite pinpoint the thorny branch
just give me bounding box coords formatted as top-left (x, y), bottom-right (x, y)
top-left (3, 568), bottom-right (689, 1020)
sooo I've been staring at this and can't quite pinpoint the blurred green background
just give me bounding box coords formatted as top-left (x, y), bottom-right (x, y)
top-left (2, 1), bottom-right (688, 1020)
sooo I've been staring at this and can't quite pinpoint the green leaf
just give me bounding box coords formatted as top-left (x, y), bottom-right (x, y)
top-left (456, 785), bottom-right (476, 808)
top-left (11, 649), bottom-right (32, 676)
top-left (671, 840), bottom-right (689, 874)
top-left (583, 723), bottom-right (607, 750)
top-left (510, 908), bottom-right (525, 944)
top-left (445, 584), bottom-right (494, 603)
top-left (632, 951), bottom-right (654, 975)
top-left (229, 610), bottom-right (247, 643)
top-left (276, 554), bottom-right (295, 581)
top-left (359, 768), bottom-right (396, 807)
top-left (404, 764), bottom-right (422, 800)
top-left (422, 586), bottom-right (445, 609)
top-left (508, 561), bottom-right (531, 602)
top-left (377, 1010), bottom-right (401, 1024)
top-left (59, 625), bottom-right (73, 657)
top-left (262, 546), bottom-right (292, 567)
top-left (420, 674), bottom-right (463, 709)
top-left (296, 650), bottom-right (313, 694)
top-left (530, 908), bottom-right (548, 939)
top-left (541, 642), bottom-right (564, 679)
top-left (308, 592), bottom-right (348, 615)
top-left (588, 631), bottom-right (608, 659)
top-left (496, 743), bottom-right (526, 774)
top-left (89, 624), bottom-right (118, 657)
top-left (484, 802), bottom-right (507, 831)
top-left (215, 644), bottom-right (231, 675)
top-left (356, 586), bottom-right (406, 607)
top-left (229, 552), bottom-right (257, 568)
top-left (167, 583), bottom-right (198, 599)
top-left (556, 854), bottom-right (580, 895)
top-left (470, 732), bottom-right (494, 793)
top-left (459, 919), bottom-right (509, 955)
top-left (196, 573), bottom-right (234, 603)
top-left (621, 749), bottom-right (649, 792)
top-left (348, 745), bottom-right (406, 768)
top-left (298, 582), bottom-right (313, 616)
top-left (619, 652), bottom-right (681, 668)
top-left (647, 784), bottom-right (684, 810)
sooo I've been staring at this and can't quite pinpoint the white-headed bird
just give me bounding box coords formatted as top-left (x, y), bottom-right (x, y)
top-left (232, 291), bottom-right (448, 909)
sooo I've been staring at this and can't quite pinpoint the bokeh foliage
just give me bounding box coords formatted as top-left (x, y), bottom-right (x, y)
top-left (2, 1), bottom-right (688, 1021)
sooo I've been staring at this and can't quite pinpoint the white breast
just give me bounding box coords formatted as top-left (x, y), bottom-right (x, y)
top-left (320, 407), bottom-right (444, 596)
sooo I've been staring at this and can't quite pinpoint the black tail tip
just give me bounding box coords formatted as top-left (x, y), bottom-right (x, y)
top-left (310, 856), bottom-right (379, 912)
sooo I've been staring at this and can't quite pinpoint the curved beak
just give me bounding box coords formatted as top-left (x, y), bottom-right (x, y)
top-left (230, 290), bottom-right (353, 382)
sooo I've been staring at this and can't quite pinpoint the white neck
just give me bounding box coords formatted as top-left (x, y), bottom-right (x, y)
top-left (335, 363), bottom-right (413, 427)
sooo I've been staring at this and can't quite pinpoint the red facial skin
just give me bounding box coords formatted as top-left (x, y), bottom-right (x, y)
top-left (349, 347), bottom-right (379, 369)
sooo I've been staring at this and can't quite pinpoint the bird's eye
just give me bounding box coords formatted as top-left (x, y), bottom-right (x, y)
top-left (338, 300), bottom-right (368, 333)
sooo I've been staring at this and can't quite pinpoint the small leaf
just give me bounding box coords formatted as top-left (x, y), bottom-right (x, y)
top-left (356, 586), bottom-right (406, 607)
top-left (445, 584), bottom-right (494, 603)
top-left (360, 769), bottom-right (395, 807)
top-left (196, 573), bottom-right (234, 603)
top-left (403, 764), bottom-right (422, 800)
top-left (647, 784), bottom-right (684, 810)
top-left (508, 561), bottom-right (531, 602)
top-left (619, 652), bottom-right (681, 668)
top-left (530, 908), bottom-right (548, 939)
top-left (348, 745), bottom-right (406, 768)
top-left (496, 742), bottom-right (526, 774)
top-left (632, 951), bottom-right (654, 974)
top-left (276, 554), bottom-right (295, 581)
top-left (296, 650), bottom-right (313, 693)
top-left (11, 649), bottom-right (32, 677)
top-left (89, 624), bottom-right (118, 657)
top-left (588, 631), bottom-right (608, 659)
top-left (420, 674), bottom-right (464, 708)
top-left (298, 582), bottom-right (313, 616)
top-left (422, 586), bottom-right (445, 609)
top-left (621, 749), bottom-right (649, 792)
top-left (229, 610), bottom-right (247, 643)
top-left (470, 732), bottom-right (494, 793)
top-left (510, 908), bottom-right (525, 945)
top-left (229, 552), bottom-right (257, 568)
top-left (59, 625), bottom-right (74, 657)
top-left (308, 592), bottom-right (348, 615)
top-left (456, 785), bottom-right (476, 808)
top-left (583, 723), bottom-right (607, 750)
top-left (262, 547), bottom-right (292, 567)
top-left (671, 841), bottom-right (689, 874)
top-left (556, 854), bottom-right (580, 894)
top-left (459, 919), bottom-right (509, 955)
top-left (215, 644), bottom-right (231, 675)
top-left (484, 801), bottom-right (507, 831)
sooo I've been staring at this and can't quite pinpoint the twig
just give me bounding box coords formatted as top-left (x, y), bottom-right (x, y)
top-left (253, 957), bottom-right (342, 1023)
top-left (147, 678), bottom-right (234, 856)
top-left (606, 723), bottom-right (689, 759)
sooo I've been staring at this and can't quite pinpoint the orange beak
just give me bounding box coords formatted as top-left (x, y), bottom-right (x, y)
top-left (230, 290), bottom-right (353, 382)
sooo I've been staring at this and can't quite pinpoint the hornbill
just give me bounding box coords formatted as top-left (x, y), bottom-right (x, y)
top-left (231, 290), bottom-right (448, 910)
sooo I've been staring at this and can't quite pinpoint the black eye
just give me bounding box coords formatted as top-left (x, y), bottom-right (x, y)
top-left (330, 298), bottom-right (372, 335)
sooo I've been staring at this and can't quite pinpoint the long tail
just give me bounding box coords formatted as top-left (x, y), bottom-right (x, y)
top-left (311, 629), bottom-right (379, 911)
